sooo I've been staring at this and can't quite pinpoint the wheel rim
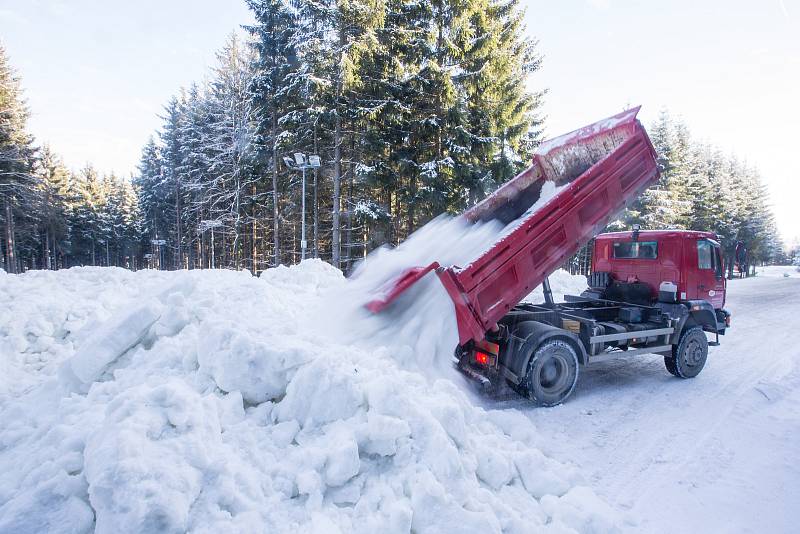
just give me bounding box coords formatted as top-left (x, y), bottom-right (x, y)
top-left (682, 337), bottom-right (704, 367)
top-left (537, 352), bottom-right (569, 394)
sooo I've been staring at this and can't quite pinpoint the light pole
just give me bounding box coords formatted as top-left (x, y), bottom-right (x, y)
top-left (284, 152), bottom-right (321, 261)
top-left (150, 239), bottom-right (166, 270)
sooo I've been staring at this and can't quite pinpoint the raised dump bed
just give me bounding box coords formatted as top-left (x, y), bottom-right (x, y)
top-left (367, 107), bottom-right (659, 346)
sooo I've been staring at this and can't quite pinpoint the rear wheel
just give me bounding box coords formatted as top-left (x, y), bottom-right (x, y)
top-left (523, 339), bottom-right (579, 406)
top-left (664, 326), bottom-right (708, 378)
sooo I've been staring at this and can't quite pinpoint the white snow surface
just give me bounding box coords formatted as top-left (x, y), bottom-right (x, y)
top-left (754, 264), bottom-right (800, 278)
top-left (0, 263), bottom-right (615, 534)
top-left (499, 273), bottom-right (800, 533)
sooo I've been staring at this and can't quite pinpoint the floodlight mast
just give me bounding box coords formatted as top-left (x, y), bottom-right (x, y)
top-left (301, 163), bottom-right (307, 260)
top-left (284, 152), bottom-right (321, 261)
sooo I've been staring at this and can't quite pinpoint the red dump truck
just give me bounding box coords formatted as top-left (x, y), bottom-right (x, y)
top-left (367, 107), bottom-right (731, 406)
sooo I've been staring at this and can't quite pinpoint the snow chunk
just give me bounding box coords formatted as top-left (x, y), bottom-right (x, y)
top-left (515, 448), bottom-right (580, 498)
top-left (541, 486), bottom-right (622, 533)
top-left (323, 425), bottom-right (361, 487)
top-left (274, 357), bottom-right (364, 426)
top-left (68, 300), bottom-right (162, 384)
top-left (409, 469), bottom-right (501, 534)
top-left (83, 380), bottom-right (219, 534)
top-left (358, 413), bottom-right (411, 456)
top-left (0, 484), bottom-right (94, 534)
top-left (197, 322), bottom-right (312, 404)
top-left (476, 446), bottom-right (514, 490)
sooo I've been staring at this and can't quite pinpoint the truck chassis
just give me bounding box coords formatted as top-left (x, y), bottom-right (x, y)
top-left (456, 280), bottom-right (729, 405)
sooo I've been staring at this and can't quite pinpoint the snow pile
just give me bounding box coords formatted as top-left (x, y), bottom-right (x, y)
top-left (0, 263), bottom-right (617, 534)
top-left (754, 265), bottom-right (800, 278)
top-left (524, 269), bottom-right (588, 303)
top-left (0, 267), bottom-right (175, 396)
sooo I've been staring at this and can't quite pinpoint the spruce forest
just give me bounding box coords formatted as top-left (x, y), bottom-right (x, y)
top-left (0, 0), bottom-right (787, 276)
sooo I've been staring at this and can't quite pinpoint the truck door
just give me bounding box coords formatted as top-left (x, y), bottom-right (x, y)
top-left (694, 239), bottom-right (725, 308)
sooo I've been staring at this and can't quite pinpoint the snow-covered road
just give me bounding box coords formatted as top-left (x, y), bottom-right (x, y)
top-left (502, 270), bottom-right (800, 533)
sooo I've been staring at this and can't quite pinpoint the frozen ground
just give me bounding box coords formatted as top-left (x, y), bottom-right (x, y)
top-left (495, 266), bottom-right (800, 533)
top-left (1, 263), bottom-right (797, 533)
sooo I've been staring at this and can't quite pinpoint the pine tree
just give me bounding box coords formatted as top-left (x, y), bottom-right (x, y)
top-left (205, 34), bottom-right (256, 270)
top-left (245, 0), bottom-right (304, 266)
top-left (0, 44), bottom-right (37, 273)
top-left (159, 94), bottom-right (189, 269)
top-left (35, 145), bottom-right (71, 269)
top-left (134, 136), bottom-right (166, 268)
top-left (178, 83), bottom-right (209, 269)
top-left (632, 111), bottom-right (692, 229)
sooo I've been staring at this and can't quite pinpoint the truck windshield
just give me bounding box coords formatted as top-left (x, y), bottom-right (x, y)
top-left (698, 239), bottom-right (724, 278)
top-left (613, 241), bottom-right (658, 259)
top-left (697, 240), bottom-right (713, 269)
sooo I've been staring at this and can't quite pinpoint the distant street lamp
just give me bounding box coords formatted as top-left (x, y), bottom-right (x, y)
top-left (284, 152), bottom-right (321, 261)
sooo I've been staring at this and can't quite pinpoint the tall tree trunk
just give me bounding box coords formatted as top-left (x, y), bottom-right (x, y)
top-left (407, 174), bottom-right (416, 237)
top-left (175, 176), bottom-right (182, 269)
top-left (45, 227), bottom-right (51, 270)
top-left (222, 221), bottom-right (228, 267)
top-left (313, 122), bottom-right (319, 259)
top-left (271, 109), bottom-right (280, 266)
top-left (234, 177), bottom-right (241, 270)
top-left (344, 127), bottom-right (355, 271)
top-left (4, 198), bottom-right (16, 274)
top-left (332, 103), bottom-right (342, 268)
top-left (211, 225), bottom-right (216, 269)
top-left (252, 184), bottom-right (258, 273)
top-left (332, 31), bottom-right (345, 269)
top-left (0, 224), bottom-right (5, 272)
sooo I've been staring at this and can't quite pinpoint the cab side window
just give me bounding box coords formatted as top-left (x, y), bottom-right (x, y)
top-left (697, 240), bottom-right (713, 270)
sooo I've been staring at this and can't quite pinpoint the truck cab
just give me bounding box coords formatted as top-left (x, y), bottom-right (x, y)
top-left (593, 229), bottom-right (727, 309)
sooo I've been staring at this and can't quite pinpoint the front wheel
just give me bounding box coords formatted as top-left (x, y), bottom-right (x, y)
top-left (523, 339), bottom-right (579, 406)
top-left (664, 326), bottom-right (708, 378)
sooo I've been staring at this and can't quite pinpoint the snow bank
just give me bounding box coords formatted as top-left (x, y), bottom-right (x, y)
top-left (524, 269), bottom-right (588, 303)
top-left (753, 265), bottom-right (800, 278)
top-left (0, 261), bottom-right (616, 533)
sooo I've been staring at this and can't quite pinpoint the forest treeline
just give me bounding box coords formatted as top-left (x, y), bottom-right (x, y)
top-left (0, 0), bottom-right (788, 275)
top-left (1, 45), bottom-right (142, 272)
top-left (135, 0), bottom-right (542, 272)
top-left (612, 111), bottom-right (785, 271)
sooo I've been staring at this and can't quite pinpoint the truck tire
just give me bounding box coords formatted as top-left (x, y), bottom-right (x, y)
top-left (664, 326), bottom-right (708, 378)
top-left (523, 339), bottom-right (579, 406)
top-left (664, 354), bottom-right (679, 376)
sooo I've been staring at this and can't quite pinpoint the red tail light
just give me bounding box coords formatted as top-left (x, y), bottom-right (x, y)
top-left (475, 351), bottom-right (490, 365)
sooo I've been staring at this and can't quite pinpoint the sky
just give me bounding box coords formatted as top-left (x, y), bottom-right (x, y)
top-left (1, 0), bottom-right (798, 245)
